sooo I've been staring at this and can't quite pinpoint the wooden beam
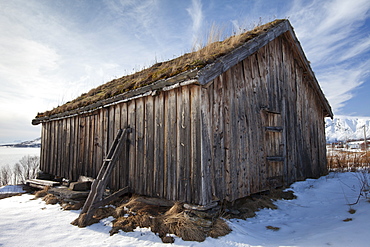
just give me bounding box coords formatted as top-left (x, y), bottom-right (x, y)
top-left (265, 126), bottom-right (283, 132)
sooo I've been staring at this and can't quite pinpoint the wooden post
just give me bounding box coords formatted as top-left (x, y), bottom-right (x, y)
top-left (363, 125), bottom-right (367, 154)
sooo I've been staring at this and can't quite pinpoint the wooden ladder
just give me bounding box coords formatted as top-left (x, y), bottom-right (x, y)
top-left (72, 128), bottom-right (131, 227)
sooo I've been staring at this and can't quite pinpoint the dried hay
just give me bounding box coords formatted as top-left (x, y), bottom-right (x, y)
top-left (71, 213), bottom-right (99, 228)
top-left (165, 201), bottom-right (183, 216)
top-left (62, 201), bottom-right (84, 210)
top-left (163, 212), bottom-right (206, 242)
top-left (108, 196), bottom-right (231, 242)
top-left (349, 208), bottom-right (356, 214)
top-left (115, 204), bottom-right (127, 218)
top-left (37, 19), bottom-right (285, 118)
top-left (161, 236), bottom-right (175, 243)
top-left (110, 217), bottom-right (136, 235)
top-left (207, 218), bottom-right (231, 238)
top-left (93, 206), bottom-right (116, 220)
top-left (223, 187), bottom-right (297, 220)
top-left (266, 225), bottom-right (280, 231)
top-left (120, 195), bottom-right (170, 216)
top-left (123, 195), bottom-right (148, 213)
top-left (268, 188), bottom-right (296, 201)
top-left (33, 186), bottom-right (49, 199)
top-left (43, 194), bottom-right (59, 205)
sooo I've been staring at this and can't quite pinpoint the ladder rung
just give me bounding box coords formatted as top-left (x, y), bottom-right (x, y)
top-left (103, 159), bottom-right (112, 162)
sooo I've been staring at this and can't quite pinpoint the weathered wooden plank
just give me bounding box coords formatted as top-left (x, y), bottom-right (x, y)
top-left (234, 61), bottom-right (250, 199)
top-left (85, 115), bottom-right (91, 177)
top-left (127, 100), bottom-right (136, 192)
top-left (71, 117), bottom-right (79, 181)
top-left (243, 56), bottom-right (254, 196)
top-left (113, 105), bottom-right (121, 190)
top-left (67, 117), bottom-right (74, 180)
top-left (154, 92), bottom-right (165, 198)
top-left (135, 97), bottom-right (145, 195)
top-left (200, 85), bottom-right (213, 205)
top-left (164, 89), bottom-right (177, 200)
top-left (64, 118), bottom-right (71, 179)
top-left (211, 75), bottom-right (226, 201)
top-left (95, 110), bottom-right (104, 182)
top-left (120, 102), bottom-right (129, 188)
top-left (228, 64), bottom-right (240, 201)
top-left (190, 85), bottom-right (201, 204)
top-left (57, 120), bottom-right (62, 176)
top-left (250, 54), bottom-right (262, 194)
top-left (40, 123), bottom-right (46, 172)
top-left (177, 86), bottom-right (191, 202)
top-left (144, 96), bottom-right (154, 196)
top-left (92, 114), bottom-right (98, 178)
top-left (220, 69), bottom-right (232, 201)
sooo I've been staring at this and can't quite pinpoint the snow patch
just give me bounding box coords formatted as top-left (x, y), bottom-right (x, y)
top-left (0, 172), bottom-right (369, 246)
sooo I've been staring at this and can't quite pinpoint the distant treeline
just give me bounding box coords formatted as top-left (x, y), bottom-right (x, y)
top-left (0, 155), bottom-right (40, 186)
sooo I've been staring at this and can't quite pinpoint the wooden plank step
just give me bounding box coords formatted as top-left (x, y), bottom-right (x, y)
top-left (25, 179), bottom-right (60, 189)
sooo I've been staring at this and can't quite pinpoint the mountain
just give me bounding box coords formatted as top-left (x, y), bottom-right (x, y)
top-left (0, 138), bottom-right (41, 148)
top-left (325, 116), bottom-right (370, 143)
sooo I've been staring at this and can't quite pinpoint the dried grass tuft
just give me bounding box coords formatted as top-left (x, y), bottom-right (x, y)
top-left (165, 202), bottom-right (183, 216)
top-left (33, 186), bottom-right (50, 199)
top-left (207, 218), bottom-right (231, 238)
top-left (110, 217), bottom-right (136, 235)
top-left (163, 212), bottom-right (206, 242)
top-left (348, 208), bottom-right (356, 214)
top-left (266, 225), bottom-right (280, 231)
top-left (62, 201), bottom-right (84, 210)
top-left (115, 204), bottom-right (127, 218)
top-left (71, 213), bottom-right (99, 228)
top-left (93, 206), bottom-right (116, 220)
top-left (43, 194), bottom-right (59, 205)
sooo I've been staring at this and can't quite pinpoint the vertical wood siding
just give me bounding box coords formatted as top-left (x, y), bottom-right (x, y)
top-left (40, 84), bottom-right (203, 204)
top-left (200, 34), bottom-right (327, 203)
top-left (39, 34), bottom-right (327, 205)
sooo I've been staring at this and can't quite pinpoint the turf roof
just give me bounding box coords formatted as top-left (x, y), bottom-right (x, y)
top-left (35, 19), bottom-right (286, 119)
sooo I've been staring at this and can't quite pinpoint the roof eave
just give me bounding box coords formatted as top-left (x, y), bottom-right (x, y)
top-left (32, 69), bottom-right (200, 125)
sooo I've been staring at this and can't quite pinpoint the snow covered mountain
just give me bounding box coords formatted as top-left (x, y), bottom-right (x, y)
top-left (0, 138), bottom-right (41, 148)
top-left (325, 116), bottom-right (370, 143)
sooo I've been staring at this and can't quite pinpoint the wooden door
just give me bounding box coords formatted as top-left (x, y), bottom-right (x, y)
top-left (262, 110), bottom-right (285, 188)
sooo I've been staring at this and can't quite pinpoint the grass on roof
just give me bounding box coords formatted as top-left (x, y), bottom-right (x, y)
top-left (37, 19), bottom-right (285, 118)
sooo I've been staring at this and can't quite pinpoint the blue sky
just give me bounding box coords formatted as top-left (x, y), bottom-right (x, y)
top-left (0, 0), bottom-right (369, 142)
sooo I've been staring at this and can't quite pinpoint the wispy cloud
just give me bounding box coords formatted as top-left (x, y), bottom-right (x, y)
top-left (186, 0), bottom-right (204, 47)
top-left (287, 0), bottom-right (370, 115)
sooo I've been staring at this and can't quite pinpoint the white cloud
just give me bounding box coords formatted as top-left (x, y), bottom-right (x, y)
top-left (318, 67), bottom-right (365, 112)
top-left (287, 0), bottom-right (370, 114)
top-left (339, 35), bottom-right (370, 62)
top-left (186, 0), bottom-right (204, 46)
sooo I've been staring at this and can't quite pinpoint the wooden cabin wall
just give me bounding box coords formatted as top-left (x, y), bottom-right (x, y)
top-left (40, 84), bottom-right (203, 204)
top-left (200, 35), bottom-right (327, 203)
top-left (39, 33), bottom-right (327, 206)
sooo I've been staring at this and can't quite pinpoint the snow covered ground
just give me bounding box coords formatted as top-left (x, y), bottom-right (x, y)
top-left (0, 172), bottom-right (369, 247)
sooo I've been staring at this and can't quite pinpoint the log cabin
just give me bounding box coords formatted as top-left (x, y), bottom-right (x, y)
top-left (32, 19), bottom-right (333, 206)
